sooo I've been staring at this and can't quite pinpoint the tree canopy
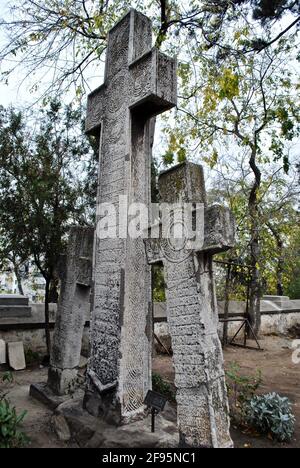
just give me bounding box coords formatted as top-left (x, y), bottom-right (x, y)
top-left (0, 1), bottom-right (299, 98)
top-left (0, 1), bottom-right (299, 333)
top-left (0, 101), bottom-right (96, 352)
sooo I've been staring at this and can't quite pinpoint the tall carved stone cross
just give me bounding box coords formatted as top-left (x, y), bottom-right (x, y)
top-left (85, 10), bottom-right (177, 421)
top-left (145, 162), bottom-right (235, 448)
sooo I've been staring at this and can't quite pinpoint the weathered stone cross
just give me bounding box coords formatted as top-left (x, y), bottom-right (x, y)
top-left (48, 226), bottom-right (94, 395)
top-left (30, 226), bottom-right (94, 404)
top-left (85, 10), bottom-right (177, 422)
top-left (145, 162), bottom-right (235, 448)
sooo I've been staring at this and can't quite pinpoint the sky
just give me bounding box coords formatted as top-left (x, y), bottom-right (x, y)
top-left (0, 0), bottom-right (106, 108)
top-left (0, 0), bottom-right (20, 106)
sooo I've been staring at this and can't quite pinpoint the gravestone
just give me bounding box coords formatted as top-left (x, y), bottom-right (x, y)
top-left (84, 9), bottom-right (177, 422)
top-left (262, 295), bottom-right (291, 308)
top-left (7, 341), bottom-right (26, 371)
top-left (0, 295), bottom-right (31, 318)
top-left (47, 226), bottom-right (94, 395)
top-left (0, 339), bottom-right (6, 365)
top-left (145, 162), bottom-right (235, 448)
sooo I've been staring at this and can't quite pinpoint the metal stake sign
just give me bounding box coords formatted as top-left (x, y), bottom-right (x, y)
top-left (144, 390), bottom-right (167, 433)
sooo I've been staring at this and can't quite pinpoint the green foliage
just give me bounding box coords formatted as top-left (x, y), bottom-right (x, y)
top-left (250, 0), bottom-right (300, 22)
top-left (0, 396), bottom-right (28, 448)
top-left (0, 102), bottom-right (96, 352)
top-left (217, 68), bottom-right (240, 100)
top-left (226, 362), bottom-right (262, 423)
top-left (287, 275), bottom-right (300, 300)
top-left (246, 393), bottom-right (295, 442)
top-left (152, 372), bottom-right (175, 402)
top-left (208, 164), bottom-right (299, 300)
top-left (162, 151), bottom-right (174, 167)
top-left (0, 101), bottom-right (95, 282)
top-left (178, 62), bottom-right (192, 87)
top-left (25, 349), bottom-right (40, 366)
top-left (163, 132), bottom-right (188, 167)
top-left (285, 227), bottom-right (300, 299)
top-left (2, 372), bottom-right (14, 385)
top-left (152, 264), bottom-right (166, 302)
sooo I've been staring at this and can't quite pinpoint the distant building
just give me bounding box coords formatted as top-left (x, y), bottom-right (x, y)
top-left (0, 268), bottom-right (17, 294)
top-left (0, 261), bottom-right (45, 302)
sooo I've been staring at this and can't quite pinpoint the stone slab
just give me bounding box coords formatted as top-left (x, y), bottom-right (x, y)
top-left (56, 398), bottom-right (178, 448)
top-left (0, 339), bottom-right (6, 364)
top-left (7, 341), bottom-right (26, 370)
top-left (29, 382), bottom-right (85, 411)
top-left (0, 295), bottom-right (29, 306)
top-left (263, 295), bottom-right (290, 302)
top-left (262, 296), bottom-right (291, 308)
top-left (153, 302), bottom-right (167, 319)
top-left (0, 303), bottom-right (65, 327)
top-left (0, 305), bottom-right (32, 318)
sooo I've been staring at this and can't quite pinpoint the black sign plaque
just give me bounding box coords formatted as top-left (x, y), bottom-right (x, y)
top-left (144, 390), bottom-right (167, 432)
top-left (144, 390), bottom-right (167, 412)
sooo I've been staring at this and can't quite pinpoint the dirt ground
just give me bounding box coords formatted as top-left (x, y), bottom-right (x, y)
top-left (0, 366), bottom-right (76, 448)
top-left (153, 336), bottom-right (300, 448)
top-left (1, 336), bottom-right (299, 448)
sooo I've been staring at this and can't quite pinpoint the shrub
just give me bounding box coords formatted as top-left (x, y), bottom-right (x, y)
top-left (226, 362), bottom-right (262, 423)
top-left (2, 371), bottom-right (14, 385)
top-left (152, 372), bottom-right (175, 402)
top-left (0, 396), bottom-right (29, 448)
top-left (246, 393), bottom-right (295, 442)
top-left (25, 349), bottom-right (40, 366)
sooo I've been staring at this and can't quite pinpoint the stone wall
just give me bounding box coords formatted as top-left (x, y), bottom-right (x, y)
top-left (0, 303), bottom-right (90, 356)
top-left (154, 299), bottom-right (300, 346)
top-left (1, 298), bottom-right (300, 355)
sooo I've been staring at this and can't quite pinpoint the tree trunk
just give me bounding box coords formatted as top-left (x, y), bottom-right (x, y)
top-left (49, 277), bottom-right (59, 303)
top-left (248, 238), bottom-right (261, 336)
top-left (248, 147), bottom-right (262, 337)
top-left (44, 278), bottom-right (51, 357)
top-left (14, 266), bottom-right (24, 296)
top-left (267, 224), bottom-right (284, 296)
top-left (276, 241), bottom-right (284, 297)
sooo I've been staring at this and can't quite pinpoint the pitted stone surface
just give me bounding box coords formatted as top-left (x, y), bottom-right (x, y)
top-left (48, 226), bottom-right (94, 395)
top-left (85, 9), bottom-right (176, 420)
top-left (145, 162), bottom-right (235, 448)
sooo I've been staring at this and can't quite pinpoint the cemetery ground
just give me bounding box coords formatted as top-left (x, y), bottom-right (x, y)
top-left (0, 335), bottom-right (299, 449)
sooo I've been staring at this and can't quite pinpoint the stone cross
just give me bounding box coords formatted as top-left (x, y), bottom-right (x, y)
top-left (85, 10), bottom-right (177, 422)
top-left (145, 162), bottom-right (235, 448)
top-left (48, 226), bottom-right (94, 395)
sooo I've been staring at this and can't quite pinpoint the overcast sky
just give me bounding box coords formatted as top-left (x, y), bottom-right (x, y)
top-left (0, 0), bottom-right (106, 108)
top-left (0, 0), bottom-right (21, 106)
